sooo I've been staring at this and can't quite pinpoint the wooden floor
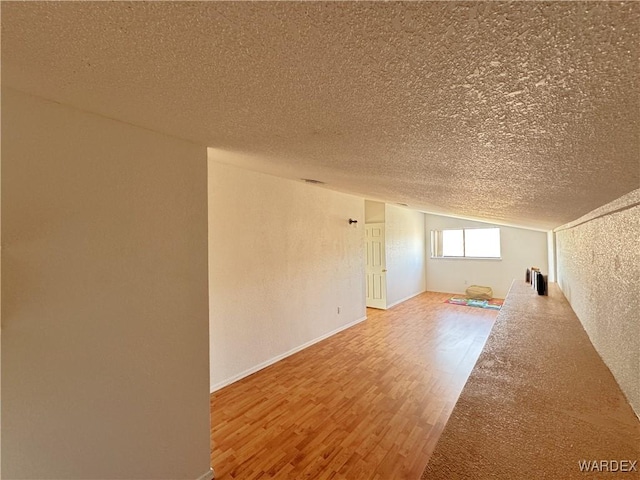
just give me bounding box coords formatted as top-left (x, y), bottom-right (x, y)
top-left (210, 292), bottom-right (498, 480)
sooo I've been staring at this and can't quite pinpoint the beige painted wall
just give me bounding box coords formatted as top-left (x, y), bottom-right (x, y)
top-left (0, 86), bottom-right (2, 477)
top-left (556, 189), bottom-right (640, 416)
top-left (208, 160), bottom-right (366, 391)
top-left (385, 205), bottom-right (426, 307)
top-left (2, 89), bottom-right (211, 479)
top-left (425, 214), bottom-right (548, 298)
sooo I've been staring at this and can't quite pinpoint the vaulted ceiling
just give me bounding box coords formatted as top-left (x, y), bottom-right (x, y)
top-left (2, 2), bottom-right (638, 229)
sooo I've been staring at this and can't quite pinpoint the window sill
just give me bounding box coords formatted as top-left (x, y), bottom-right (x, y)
top-left (430, 256), bottom-right (502, 261)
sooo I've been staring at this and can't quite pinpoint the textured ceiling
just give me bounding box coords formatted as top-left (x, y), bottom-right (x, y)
top-left (2, 2), bottom-right (639, 229)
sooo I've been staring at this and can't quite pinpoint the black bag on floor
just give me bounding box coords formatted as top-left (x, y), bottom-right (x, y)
top-left (536, 272), bottom-right (547, 296)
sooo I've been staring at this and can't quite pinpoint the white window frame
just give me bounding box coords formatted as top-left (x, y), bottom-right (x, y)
top-left (430, 227), bottom-right (502, 260)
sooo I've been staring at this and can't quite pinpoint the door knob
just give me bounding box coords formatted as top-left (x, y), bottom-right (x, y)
top-left (382, 269), bottom-right (387, 272)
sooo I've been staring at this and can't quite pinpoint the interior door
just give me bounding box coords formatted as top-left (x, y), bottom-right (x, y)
top-left (365, 223), bottom-right (387, 309)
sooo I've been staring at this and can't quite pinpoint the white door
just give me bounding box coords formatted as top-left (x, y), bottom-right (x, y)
top-left (365, 223), bottom-right (387, 309)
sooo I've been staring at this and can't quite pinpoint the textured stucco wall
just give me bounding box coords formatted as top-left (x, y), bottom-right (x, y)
top-left (556, 189), bottom-right (640, 417)
top-left (208, 161), bottom-right (366, 391)
top-left (384, 205), bottom-right (426, 307)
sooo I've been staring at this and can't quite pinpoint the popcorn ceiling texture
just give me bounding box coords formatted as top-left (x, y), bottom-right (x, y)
top-left (556, 189), bottom-right (640, 416)
top-left (2, 2), bottom-right (639, 229)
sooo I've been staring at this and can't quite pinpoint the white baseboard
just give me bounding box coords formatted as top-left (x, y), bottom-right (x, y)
top-left (210, 315), bottom-right (367, 393)
top-left (427, 288), bottom-right (508, 299)
top-left (426, 288), bottom-right (466, 296)
top-left (386, 289), bottom-right (426, 309)
top-left (196, 468), bottom-right (214, 480)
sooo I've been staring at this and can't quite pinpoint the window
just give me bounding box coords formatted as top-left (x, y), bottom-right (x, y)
top-left (442, 229), bottom-right (464, 257)
top-left (431, 227), bottom-right (501, 259)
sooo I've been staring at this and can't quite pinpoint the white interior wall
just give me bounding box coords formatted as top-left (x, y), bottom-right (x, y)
top-left (547, 231), bottom-right (557, 282)
top-left (208, 160), bottom-right (366, 391)
top-left (0, 95), bottom-right (2, 476)
top-left (1, 89), bottom-right (211, 480)
top-left (556, 189), bottom-right (639, 417)
top-left (425, 214), bottom-right (548, 298)
top-left (384, 205), bottom-right (426, 307)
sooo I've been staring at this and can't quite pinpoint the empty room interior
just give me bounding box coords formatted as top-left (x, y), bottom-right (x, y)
top-left (1, 2), bottom-right (639, 480)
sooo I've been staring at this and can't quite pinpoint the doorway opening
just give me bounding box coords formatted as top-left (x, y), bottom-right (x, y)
top-left (364, 201), bottom-right (388, 309)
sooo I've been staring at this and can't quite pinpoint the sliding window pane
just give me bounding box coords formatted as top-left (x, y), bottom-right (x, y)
top-left (442, 229), bottom-right (464, 257)
top-left (464, 228), bottom-right (500, 258)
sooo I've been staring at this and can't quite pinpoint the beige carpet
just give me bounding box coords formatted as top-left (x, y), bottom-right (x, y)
top-left (422, 281), bottom-right (640, 479)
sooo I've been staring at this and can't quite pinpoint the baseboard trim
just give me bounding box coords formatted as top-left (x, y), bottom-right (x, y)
top-left (210, 315), bottom-right (368, 393)
top-left (426, 288), bottom-right (508, 299)
top-left (426, 288), bottom-right (467, 296)
top-left (196, 468), bottom-right (214, 480)
top-left (385, 289), bottom-right (426, 309)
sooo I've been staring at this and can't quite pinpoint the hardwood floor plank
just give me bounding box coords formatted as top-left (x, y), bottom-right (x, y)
top-left (211, 291), bottom-right (497, 479)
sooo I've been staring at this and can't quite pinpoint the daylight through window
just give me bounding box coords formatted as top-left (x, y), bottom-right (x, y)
top-left (431, 228), bottom-right (501, 259)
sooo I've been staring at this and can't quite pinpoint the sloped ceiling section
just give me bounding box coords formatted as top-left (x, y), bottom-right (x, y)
top-left (2, 2), bottom-right (638, 229)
